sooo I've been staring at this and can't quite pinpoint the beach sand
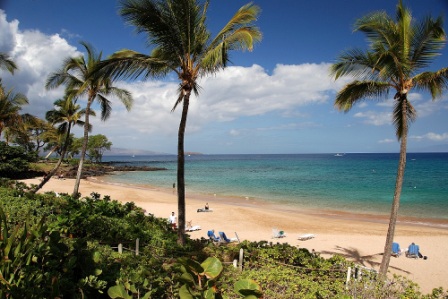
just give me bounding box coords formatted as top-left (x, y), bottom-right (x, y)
top-left (22, 177), bottom-right (448, 294)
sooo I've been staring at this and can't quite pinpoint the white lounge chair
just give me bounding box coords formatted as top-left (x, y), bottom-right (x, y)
top-left (185, 220), bottom-right (201, 232)
top-left (272, 228), bottom-right (286, 238)
top-left (298, 234), bottom-right (315, 241)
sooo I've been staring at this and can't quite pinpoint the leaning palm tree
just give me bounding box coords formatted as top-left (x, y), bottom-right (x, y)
top-left (95, 0), bottom-right (262, 245)
top-left (32, 95), bottom-right (92, 193)
top-left (46, 42), bottom-right (133, 197)
top-left (330, 0), bottom-right (447, 276)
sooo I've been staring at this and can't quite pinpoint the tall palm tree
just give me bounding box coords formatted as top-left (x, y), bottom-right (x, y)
top-left (95, 0), bottom-right (262, 245)
top-left (46, 42), bottom-right (133, 197)
top-left (32, 95), bottom-right (92, 193)
top-left (330, 0), bottom-right (447, 276)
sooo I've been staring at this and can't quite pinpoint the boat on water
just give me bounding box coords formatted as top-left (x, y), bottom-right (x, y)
top-left (334, 153), bottom-right (345, 157)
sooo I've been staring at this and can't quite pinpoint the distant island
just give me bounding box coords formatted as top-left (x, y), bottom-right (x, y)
top-left (103, 147), bottom-right (204, 156)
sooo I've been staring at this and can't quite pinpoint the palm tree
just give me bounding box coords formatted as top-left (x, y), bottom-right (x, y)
top-left (95, 0), bottom-right (262, 245)
top-left (330, 0), bottom-right (447, 276)
top-left (0, 52), bottom-right (17, 76)
top-left (45, 42), bottom-right (133, 197)
top-left (32, 95), bottom-right (92, 193)
top-left (0, 53), bottom-right (17, 95)
top-left (0, 86), bottom-right (29, 140)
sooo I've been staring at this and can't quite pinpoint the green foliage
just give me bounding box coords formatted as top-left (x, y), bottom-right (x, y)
top-left (176, 257), bottom-right (263, 299)
top-left (0, 204), bottom-right (110, 298)
top-left (0, 185), bottom-right (445, 298)
top-left (0, 142), bottom-right (37, 179)
top-left (87, 134), bottom-right (112, 163)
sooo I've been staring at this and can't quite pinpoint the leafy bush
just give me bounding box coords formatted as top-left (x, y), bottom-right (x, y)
top-left (0, 142), bottom-right (39, 179)
top-left (0, 185), bottom-right (445, 299)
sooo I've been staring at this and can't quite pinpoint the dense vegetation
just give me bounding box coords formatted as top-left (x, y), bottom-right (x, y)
top-left (0, 180), bottom-right (446, 299)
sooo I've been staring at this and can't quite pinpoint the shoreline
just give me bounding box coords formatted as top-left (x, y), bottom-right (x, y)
top-left (94, 175), bottom-right (448, 231)
top-left (20, 176), bottom-right (448, 294)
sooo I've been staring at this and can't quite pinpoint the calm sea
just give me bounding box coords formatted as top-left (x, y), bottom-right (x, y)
top-left (101, 153), bottom-right (448, 221)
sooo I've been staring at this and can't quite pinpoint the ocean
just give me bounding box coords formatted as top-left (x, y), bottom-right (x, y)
top-left (100, 153), bottom-right (448, 221)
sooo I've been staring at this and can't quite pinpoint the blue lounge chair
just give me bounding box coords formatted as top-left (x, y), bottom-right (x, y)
top-left (207, 230), bottom-right (220, 242)
top-left (392, 242), bottom-right (401, 257)
top-left (218, 231), bottom-right (238, 243)
top-left (406, 243), bottom-right (420, 258)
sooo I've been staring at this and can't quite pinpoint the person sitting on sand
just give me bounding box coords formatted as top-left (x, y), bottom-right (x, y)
top-left (205, 203), bottom-right (209, 210)
top-left (406, 242), bottom-right (427, 259)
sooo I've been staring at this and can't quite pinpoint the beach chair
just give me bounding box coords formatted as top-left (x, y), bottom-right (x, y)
top-left (272, 228), bottom-right (286, 238)
top-left (298, 234), bottom-right (315, 241)
top-left (406, 243), bottom-right (420, 259)
top-left (218, 231), bottom-right (238, 243)
top-left (391, 242), bottom-right (401, 257)
top-left (185, 220), bottom-right (201, 232)
top-left (207, 230), bottom-right (220, 242)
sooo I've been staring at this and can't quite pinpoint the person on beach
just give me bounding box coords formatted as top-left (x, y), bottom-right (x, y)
top-left (169, 212), bottom-right (177, 229)
top-left (406, 242), bottom-right (427, 259)
top-left (205, 203), bottom-right (209, 210)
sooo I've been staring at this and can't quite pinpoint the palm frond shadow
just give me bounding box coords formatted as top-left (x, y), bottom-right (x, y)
top-left (321, 246), bottom-right (411, 274)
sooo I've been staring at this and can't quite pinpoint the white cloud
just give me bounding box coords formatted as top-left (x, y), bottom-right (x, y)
top-left (0, 10), bottom-right (80, 117)
top-left (378, 138), bottom-right (395, 144)
top-left (0, 10), bottom-right (17, 52)
top-left (1, 9), bottom-right (445, 153)
top-left (410, 132), bottom-right (448, 142)
top-left (353, 110), bottom-right (392, 126)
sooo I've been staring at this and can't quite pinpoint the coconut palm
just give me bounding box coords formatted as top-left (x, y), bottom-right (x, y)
top-left (95, 0), bottom-right (261, 244)
top-left (32, 95), bottom-right (93, 193)
top-left (330, 0), bottom-right (447, 276)
top-left (0, 86), bottom-right (29, 140)
top-left (45, 42), bottom-right (133, 197)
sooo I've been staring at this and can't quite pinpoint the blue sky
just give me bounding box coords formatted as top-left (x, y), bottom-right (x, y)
top-left (1, 0), bottom-right (447, 154)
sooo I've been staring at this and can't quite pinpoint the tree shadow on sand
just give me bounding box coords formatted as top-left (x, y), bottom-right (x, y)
top-left (320, 246), bottom-right (410, 275)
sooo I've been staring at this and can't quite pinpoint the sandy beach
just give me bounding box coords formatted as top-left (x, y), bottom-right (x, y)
top-left (22, 177), bottom-right (448, 294)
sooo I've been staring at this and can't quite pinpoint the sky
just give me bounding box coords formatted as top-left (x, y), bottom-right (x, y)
top-left (1, 0), bottom-right (447, 155)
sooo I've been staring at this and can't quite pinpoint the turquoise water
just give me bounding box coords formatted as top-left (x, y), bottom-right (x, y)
top-left (102, 153), bottom-right (448, 220)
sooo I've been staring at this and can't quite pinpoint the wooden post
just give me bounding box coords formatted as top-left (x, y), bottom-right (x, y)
top-left (238, 248), bottom-right (244, 272)
top-left (135, 238), bottom-right (139, 256)
top-left (346, 267), bottom-right (351, 290)
top-left (118, 243), bottom-right (123, 254)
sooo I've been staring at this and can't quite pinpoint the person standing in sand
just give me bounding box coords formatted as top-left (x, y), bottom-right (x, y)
top-left (169, 212), bottom-right (177, 229)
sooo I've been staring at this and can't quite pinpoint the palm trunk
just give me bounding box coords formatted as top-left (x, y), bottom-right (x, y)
top-left (379, 98), bottom-right (408, 276)
top-left (44, 145), bottom-right (59, 159)
top-left (72, 98), bottom-right (93, 198)
top-left (176, 95), bottom-right (190, 246)
top-left (32, 125), bottom-right (72, 193)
